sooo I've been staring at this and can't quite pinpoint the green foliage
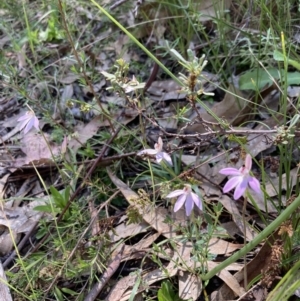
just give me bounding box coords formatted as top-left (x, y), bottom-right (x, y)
top-left (273, 49), bottom-right (300, 71)
top-left (34, 185), bottom-right (71, 219)
top-left (239, 68), bottom-right (300, 90)
top-left (77, 142), bottom-right (95, 158)
top-left (39, 13), bottom-right (65, 42)
top-left (157, 281), bottom-right (182, 301)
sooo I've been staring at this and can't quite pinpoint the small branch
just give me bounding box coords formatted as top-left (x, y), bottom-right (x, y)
top-left (84, 244), bottom-right (125, 301)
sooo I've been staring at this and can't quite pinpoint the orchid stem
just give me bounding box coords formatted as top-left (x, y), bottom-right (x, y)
top-left (242, 196), bottom-right (247, 290)
top-left (201, 193), bottom-right (300, 281)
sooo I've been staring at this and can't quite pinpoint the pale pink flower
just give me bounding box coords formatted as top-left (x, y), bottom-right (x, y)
top-left (138, 137), bottom-right (172, 166)
top-left (219, 154), bottom-right (261, 200)
top-left (17, 111), bottom-right (39, 134)
top-left (166, 184), bottom-right (202, 216)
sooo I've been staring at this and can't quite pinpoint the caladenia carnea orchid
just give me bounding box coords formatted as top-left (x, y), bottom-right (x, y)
top-left (166, 184), bottom-right (202, 216)
top-left (202, 154), bottom-right (300, 282)
top-left (219, 154), bottom-right (261, 200)
top-left (17, 110), bottom-right (40, 134)
top-left (137, 137), bottom-right (173, 166)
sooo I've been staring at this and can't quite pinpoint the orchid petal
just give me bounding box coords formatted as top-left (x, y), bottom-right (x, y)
top-left (190, 192), bottom-right (202, 210)
top-left (17, 111), bottom-right (39, 134)
top-left (154, 137), bottom-right (163, 152)
top-left (18, 120), bottom-right (28, 131)
top-left (233, 177), bottom-right (248, 200)
top-left (185, 194), bottom-right (194, 216)
top-left (155, 152), bottom-right (163, 163)
top-left (248, 177), bottom-right (261, 194)
top-left (161, 152), bottom-right (173, 166)
top-left (33, 118), bottom-right (39, 130)
top-left (137, 149), bottom-right (158, 156)
top-left (245, 154), bottom-right (252, 170)
top-left (223, 176), bottom-right (242, 193)
top-left (174, 194), bottom-right (186, 212)
top-left (166, 189), bottom-right (185, 198)
top-left (17, 114), bottom-right (29, 121)
top-left (24, 120), bottom-right (33, 134)
top-left (219, 168), bottom-right (241, 176)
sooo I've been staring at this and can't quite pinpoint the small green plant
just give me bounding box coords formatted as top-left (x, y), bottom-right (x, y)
top-left (157, 280), bottom-right (182, 301)
top-left (35, 185), bottom-right (71, 220)
top-left (39, 13), bottom-right (65, 42)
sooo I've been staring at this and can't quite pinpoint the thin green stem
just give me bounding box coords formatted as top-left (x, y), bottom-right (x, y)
top-left (201, 193), bottom-right (300, 281)
top-left (242, 197), bottom-right (247, 290)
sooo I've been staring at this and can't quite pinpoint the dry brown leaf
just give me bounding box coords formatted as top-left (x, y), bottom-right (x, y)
top-left (67, 115), bottom-right (105, 156)
top-left (185, 84), bottom-right (248, 134)
top-left (265, 167), bottom-right (298, 198)
top-left (111, 233), bottom-right (161, 262)
top-left (16, 132), bottom-right (60, 166)
top-left (0, 261), bottom-right (12, 300)
top-left (132, 232), bottom-right (161, 250)
top-left (107, 260), bottom-right (179, 301)
top-left (108, 221), bottom-right (149, 242)
top-left (208, 238), bottom-right (244, 256)
top-left (67, 112), bottom-right (138, 159)
top-left (236, 284), bottom-right (267, 301)
top-left (178, 271), bottom-right (202, 301)
top-left (0, 206), bottom-right (44, 255)
top-left (106, 272), bottom-right (137, 301)
top-left (0, 229), bottom-right (20, 256)
top-left (185, 82), bottom-right (277, 135)
top-left (218, 195), bottom-right (256, 241)
top-left (120, 256), bottom-right (179, 301)
top-left (196, 0), bottom-right (232, 21)
top-left (0, 168), bottom-right (16, 199)
top-left (207, 261), bottom-right (246, 297)
top-left (173, 243), bottom-right (244, 298)
top-left (58, 73), bottom-right (80, 84)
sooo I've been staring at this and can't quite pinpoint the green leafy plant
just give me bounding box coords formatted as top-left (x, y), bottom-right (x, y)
top-left (157, 280), bottom-right (182, 301)
top-left (39, 13), bottom-right (65, 41)
top-left (35, 186), bottom-right (71, 219)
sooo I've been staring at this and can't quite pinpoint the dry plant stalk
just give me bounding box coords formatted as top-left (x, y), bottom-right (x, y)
top-left (261, 239), bottom-right (284, 289)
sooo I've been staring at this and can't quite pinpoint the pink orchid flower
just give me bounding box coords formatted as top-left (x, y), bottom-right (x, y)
top-left (166, 184), bottom-right (202, 216)
top-left (17, 111), bottom-right (39, 134)
top-left (219, 154), bottom-right (261, 200)
top-left (138, 137), bottom-right (172, 166)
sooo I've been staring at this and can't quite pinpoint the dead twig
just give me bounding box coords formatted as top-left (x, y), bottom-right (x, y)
top-left (84, 244), bottom-right (125, 301)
